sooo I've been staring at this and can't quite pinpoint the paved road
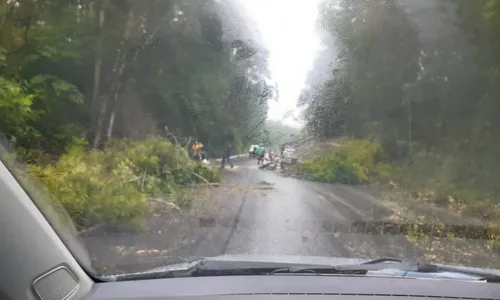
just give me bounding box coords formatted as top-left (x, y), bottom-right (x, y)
top-left (83, 157), bottom-right (500, 274)
top-left (190, 158), bottom-right (418, 261)
top-left (222, 160), bottom-right (346, 257)
top-left (84, 157), bottom-right (420, 274)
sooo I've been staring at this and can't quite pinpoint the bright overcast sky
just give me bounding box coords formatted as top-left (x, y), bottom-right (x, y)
top-left (239, 0), bottom-right (322, 127)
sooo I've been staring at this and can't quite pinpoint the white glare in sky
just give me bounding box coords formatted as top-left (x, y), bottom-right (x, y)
top-left (240, 0), bottom-right (321, 126)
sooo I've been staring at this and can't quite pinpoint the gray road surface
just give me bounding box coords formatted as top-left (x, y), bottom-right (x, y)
top-left (84, 157), bottom-right (420, 274)
top-left (189, 158), bottom-right (417, 260)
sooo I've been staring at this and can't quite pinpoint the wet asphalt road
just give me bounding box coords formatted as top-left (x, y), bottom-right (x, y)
top-left (223, 159), bottom-right (346, 257)
top-left (191, 157), bottom-right (413, 260)
top-left (84, 157), bottom-right (419, 274)
top-left (85, 157), bottom-right (499, 274)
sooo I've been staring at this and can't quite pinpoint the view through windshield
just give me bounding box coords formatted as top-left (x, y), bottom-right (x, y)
top-left (2, 0), bottom-right (500, 276)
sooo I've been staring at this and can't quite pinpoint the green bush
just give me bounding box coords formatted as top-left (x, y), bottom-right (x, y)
top-left (191, 163), bottom-right (221, 183)
top-left (27, 137), bottom-right (221, 230)
top-left (297, 150), bottom-right (364, 184)
top-left (341, 138), bottom-right (391, 178)
top-left (104, 137), bottom-right (220, 193)
top-left (30, 152), bottom-right (148, 230)
top-left (297, 138), bottom-right (390, 184)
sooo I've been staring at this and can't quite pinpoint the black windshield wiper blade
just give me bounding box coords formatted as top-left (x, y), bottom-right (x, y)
top-left (333, 258), bottom-right (500, 283)
top-left (109, 257), bottom-right (500, 282)
top-left (109, 259), bottom-right (366, 281)
top-left (268, 266), bottom-right (367, 275)
top-left (105, 259), bottom-right (206, 281)
top-left (193, 261), bottom-right (367, 276)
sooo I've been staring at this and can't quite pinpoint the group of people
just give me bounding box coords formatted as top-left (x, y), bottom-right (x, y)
top-left (191, 141), bottom-right (280, 170)
top-left (191, 140), bottom-right (234, 169)
top-left (250, 145), bottom-right (278, 168)
top-left (250, 145), bottom-right (264, 163)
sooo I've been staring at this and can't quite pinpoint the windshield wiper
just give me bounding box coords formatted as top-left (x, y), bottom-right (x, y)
top-left (333, 258), bottom-right (500, 283)
top-left (107, 259), bottom-right (365, 281)
top-left (195, 258), bottom-right (500, 282)
top-left (190, 260), bottom-right (366, 277)
top-left (107, 257), bottom-right (500, 282)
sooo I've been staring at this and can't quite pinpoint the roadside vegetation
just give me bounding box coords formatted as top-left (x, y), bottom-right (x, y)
top-left (0, 0), bottom-right (276, 231)
top-left (297, 139), bottom-right (390, 184)
top-left (3, 137), bottom-right (220, 231)
top-left (33, 138), bottom-right (220, 229)
top-left (298, 137), bottom-right (498, 222)
top-left (297, 137), bottom-right (500, 258)
top-left (295, 0), bottom-right (500, 257)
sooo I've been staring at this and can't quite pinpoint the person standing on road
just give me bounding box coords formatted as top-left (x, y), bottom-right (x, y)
top-left (257, 145), bottom-right (265, 165)
top-left (255, 145), bottom-right (262, 164)
top-left (221, 143), bottom-right (234, 169)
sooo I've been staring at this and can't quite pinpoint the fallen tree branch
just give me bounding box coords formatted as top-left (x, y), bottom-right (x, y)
top-left (183, 166), bottom-right (212, 185)
top-left (186, 182), bottom-right (220, 188)
top-left (77, 224), bottom-right (104, 235)
top-left (149, 198), bottom-right (181, 211)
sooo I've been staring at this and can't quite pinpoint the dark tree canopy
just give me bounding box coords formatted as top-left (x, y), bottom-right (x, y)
top-left (0, 0), bottom-right (273, 160)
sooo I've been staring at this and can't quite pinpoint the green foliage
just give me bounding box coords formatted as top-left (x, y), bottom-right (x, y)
top-left (299, 0), bottom-right (500, 217)
top-left (341, 139), bottom-right (391, 179)
top-left (29, 150), bottom-right (148, 230)
top-left (298, 151), bottom-right (364, 184)
top-left (298, 139), bottom-right (390, 184)
top-left (100, 137), bottom-right (221, 194)
top-left (190, 163), bottom-right (221, 183)
top-left (0, 76), bottom-right (35, 140)
top-left (0, 73), bottom-right (87, 163)
top-left (0, 0), bottom-right (272, 163)
top-left (28, 137), bottom-right (220, 230)
top-left (0, 0), bottom-right (265, 235)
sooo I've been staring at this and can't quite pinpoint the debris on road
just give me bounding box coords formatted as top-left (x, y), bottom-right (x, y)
top-left (257, 180), bottom-right (275, 186)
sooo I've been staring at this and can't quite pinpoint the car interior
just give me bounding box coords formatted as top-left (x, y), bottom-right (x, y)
top-left (2, 159), bottom-right (500, 300)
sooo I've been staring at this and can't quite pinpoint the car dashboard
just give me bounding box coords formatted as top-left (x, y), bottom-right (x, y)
top-left (86, 274), bottom-right (500, 300)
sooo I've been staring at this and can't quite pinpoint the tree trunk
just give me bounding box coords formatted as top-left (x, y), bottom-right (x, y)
top-left (106, 111), bottom-right (115, 140)
top-left (104, 8), bottom-right (136, 142)
top-left (91, 2), bottom-right (106, 149)
top-left (101, 1), bottom-right (170, 143)
top-left (92, 96), bottom-right (108, 148)
top-left (92, 2), bottom-right (105, 108)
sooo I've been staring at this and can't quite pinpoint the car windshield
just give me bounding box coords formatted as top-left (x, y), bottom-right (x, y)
top-left (2, 0), bottom-right (500, 278)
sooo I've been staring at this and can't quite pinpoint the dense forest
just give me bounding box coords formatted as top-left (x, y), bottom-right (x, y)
top-left (0, 0), bottom-right (274, 161)
top-left (5, 0), bottom-right (500, 231)
top-left (298, 0), bottom-right (500, 211)
top-left (0, 0), bottom-right (281, 230)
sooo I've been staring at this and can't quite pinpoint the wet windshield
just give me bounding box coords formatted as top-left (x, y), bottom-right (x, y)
top-left (1, 0), bottom-right (500, 277)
